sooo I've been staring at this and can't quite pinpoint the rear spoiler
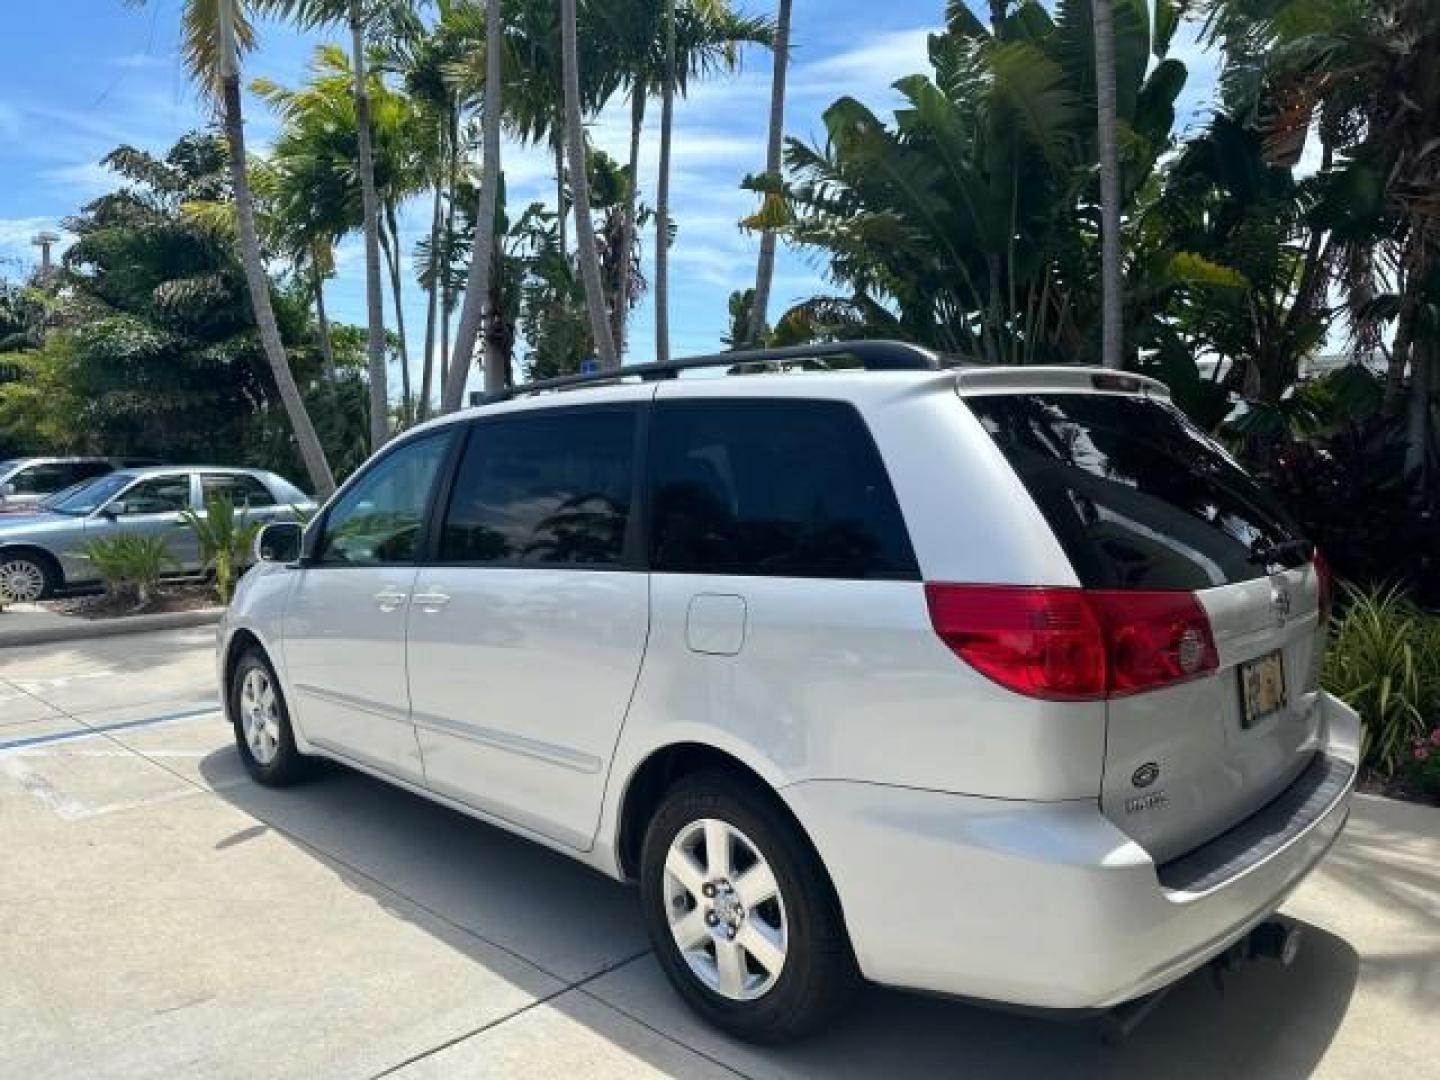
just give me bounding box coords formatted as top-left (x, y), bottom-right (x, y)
top-left (954, 366), bottom-right (1170, 400)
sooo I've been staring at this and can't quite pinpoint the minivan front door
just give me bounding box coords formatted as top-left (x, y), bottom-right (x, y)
top-left (281, 431), bottom-right (454, 783)
top-left (406, 405), bottom-right (649, 850)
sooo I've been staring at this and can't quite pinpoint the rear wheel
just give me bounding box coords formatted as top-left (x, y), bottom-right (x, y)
top-left (230, 649), bottom-right (312, 786)
top-left (639, 771), bottom-right (860, 1043)
top-left (0, 552), bottom-right (54, 604)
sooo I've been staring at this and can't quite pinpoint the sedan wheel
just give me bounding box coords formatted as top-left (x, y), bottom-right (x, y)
top-left (0, 557), bottom-right (48, 604)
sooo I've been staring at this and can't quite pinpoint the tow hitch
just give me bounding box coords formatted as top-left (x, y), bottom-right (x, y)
top-left (1101, 919), bottom-right (1303, 1044)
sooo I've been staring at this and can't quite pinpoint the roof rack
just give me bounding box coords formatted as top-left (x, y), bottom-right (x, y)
top-left (468, 339), bottom-right (948, 408)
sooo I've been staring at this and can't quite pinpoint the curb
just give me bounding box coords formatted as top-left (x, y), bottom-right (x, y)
top-left (0, 608), bottom-right (224, 648)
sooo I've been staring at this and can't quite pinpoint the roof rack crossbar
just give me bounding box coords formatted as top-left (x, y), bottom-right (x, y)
top-left (468, 340), bottom-right (942, 407)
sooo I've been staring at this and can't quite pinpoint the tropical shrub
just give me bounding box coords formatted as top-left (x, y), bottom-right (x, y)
top-left (1263, 420), bottom-right (1440, 606)
top-left (1322, 584), bottom-right (1440, 776)
top-left (182, 494), bottom-right (263, 605)
top-left (79, 535), bottom-right (176, 610)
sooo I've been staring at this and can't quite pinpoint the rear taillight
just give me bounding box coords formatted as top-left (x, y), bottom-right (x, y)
top-left (924, 584), bottom-right (1218, 701)
top-left (1313, 550), bottom-right (1333, 627)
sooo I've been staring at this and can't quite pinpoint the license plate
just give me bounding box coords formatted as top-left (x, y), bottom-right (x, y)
top-left (1240, 650), bottom-right (1287, 727)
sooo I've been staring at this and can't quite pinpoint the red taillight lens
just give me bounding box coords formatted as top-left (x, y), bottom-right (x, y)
top-left (924, 584), bottom-right (1218, 700)
top-left (1085, 591), bottom-right (1220, 696)
top-left (1313, 550), bottom-right (1333, 626)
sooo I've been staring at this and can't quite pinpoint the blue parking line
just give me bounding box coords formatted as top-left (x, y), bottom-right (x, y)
top-left (0, 703), bottom-right (222, 752)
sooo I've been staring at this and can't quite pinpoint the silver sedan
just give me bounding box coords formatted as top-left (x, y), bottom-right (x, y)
top-left (0, 466), bottom-right (314, 603)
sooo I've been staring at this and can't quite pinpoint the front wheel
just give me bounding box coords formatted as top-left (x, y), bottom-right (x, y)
top-left (639, 771), bottom-right (860, 1043)
top-left (230, 649), bottom-right (312, 786)
top-left (0, 553), bottom-right (54, 604)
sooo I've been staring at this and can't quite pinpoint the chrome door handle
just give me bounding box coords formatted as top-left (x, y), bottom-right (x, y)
top-left (374, 589), bottom-right (410, 612)
top-left (413, 591), bottom-right (451, 611)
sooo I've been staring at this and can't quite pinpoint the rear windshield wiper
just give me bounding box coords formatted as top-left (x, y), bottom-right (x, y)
top-left (1249, 538), bottom-right (1314, 566)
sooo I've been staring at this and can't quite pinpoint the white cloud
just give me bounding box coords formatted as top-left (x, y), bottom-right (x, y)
top-left (41, 162), bottom-right (116, 198)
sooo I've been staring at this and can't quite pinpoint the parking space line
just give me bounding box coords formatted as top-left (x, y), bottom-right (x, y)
top-left (0, 704), bottom-right (220, 754)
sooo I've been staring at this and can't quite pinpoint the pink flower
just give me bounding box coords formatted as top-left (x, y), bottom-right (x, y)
top-left (1417, 746), bottom-right (1432, 762)
top-left (1430, 729), bottom-right (1440, 748)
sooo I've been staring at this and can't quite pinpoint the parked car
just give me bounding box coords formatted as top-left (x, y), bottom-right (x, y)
top-left (218, 342), bottom-right (1360, 1043)
top-left (0, 466), bottom-right (313, 603)
top-left (0, 457), bottom-right (146, 514)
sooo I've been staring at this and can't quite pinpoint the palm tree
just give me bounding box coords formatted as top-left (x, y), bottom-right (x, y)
top-left (608, 0), bottom-right (771, 356)
top-left (745, 0), bottom-right (790, 347)
top-left (257, 0), bottom-right (391, 449)
top-left (655, 0), bottom-right (676, 365)
top-left (442, 0), bottom-right (504, 409)
top-left (127, 0), bottom-right (335, 497)
top-left (1093, 0), bottom-right (1123, 369)
top-left (561, 0), bottom-right (618, 369)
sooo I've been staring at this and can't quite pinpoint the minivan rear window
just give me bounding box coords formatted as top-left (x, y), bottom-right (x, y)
top-left (968, 393), bottom-right (1304, 590)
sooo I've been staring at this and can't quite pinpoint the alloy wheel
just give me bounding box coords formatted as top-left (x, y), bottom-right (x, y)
top-left (239, 667), bottom-right (282, 766)
top-left (663, 818), bottom-right (788, 1001)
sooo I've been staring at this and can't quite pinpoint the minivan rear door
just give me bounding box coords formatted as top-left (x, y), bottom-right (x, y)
top-left (967, 390), bottom-right (1326, 863)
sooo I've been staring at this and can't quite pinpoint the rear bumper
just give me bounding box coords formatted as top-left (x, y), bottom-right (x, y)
top-left (782, 692), bottom-right (1360, 1010)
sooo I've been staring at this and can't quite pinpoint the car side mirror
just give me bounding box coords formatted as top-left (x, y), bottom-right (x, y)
top-left (0, 482), bottom-right (14, 498)
top-left (255, 521), bottom-right (303, 564)
top-left (102, 500), bottom-right (126, 518)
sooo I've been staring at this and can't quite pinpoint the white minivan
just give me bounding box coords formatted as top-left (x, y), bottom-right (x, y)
top-left (219, 342), bottom-right (1359, 1042)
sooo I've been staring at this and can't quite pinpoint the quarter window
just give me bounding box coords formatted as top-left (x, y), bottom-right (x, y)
top-left (440, 408), bottom-right (638, 566)
top-left (649, 400), bottom-right (918, 579)
top-left (320, 432), bottom-right (453, 565)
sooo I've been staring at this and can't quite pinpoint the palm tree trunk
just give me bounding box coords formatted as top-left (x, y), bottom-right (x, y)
top-left (419, 183), bottom-right (442, 421)
top-left (746, 0), bottom-right (791, 347)
top-left (309, 255), bottom-right (336, 381)
top-left (349, 0), bottom-right (390, 448)
top-left (381, 202), bottom-right (412, 424)
top-left (613, 89), bottom-right (646, 357)
top-left (655, 0), bottom-right (676, 366)
top-left (555, 139), bottom-right (568, 255)
top-left (216, 0), bottom-right (334, 498)
top-left (440, 103), bottom-right (459, 400)
top-left (1092, 0), bottom-right (1123, 369)
top-left (442, 0), bottom-right (504, 410)
top-left (562, 0), bottom-right (619, 370)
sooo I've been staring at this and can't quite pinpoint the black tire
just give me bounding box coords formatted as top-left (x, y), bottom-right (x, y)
top-left (229, 648), bottom-right (312, 786)
top-left (639, 770), bottom-right (861, 1043)
top-left (0, 549), bottom-right (58, 603)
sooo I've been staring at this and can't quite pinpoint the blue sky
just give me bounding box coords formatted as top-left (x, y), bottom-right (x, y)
top-left (0, 1), bottom-right (1224, 393)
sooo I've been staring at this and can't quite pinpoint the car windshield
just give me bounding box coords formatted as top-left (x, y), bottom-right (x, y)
top-left (40, 476), bottom-right (102, 510)
top-left (48, 472), bottom-right (133, 515)
top-left (0, 459), bottom-right (21, 480)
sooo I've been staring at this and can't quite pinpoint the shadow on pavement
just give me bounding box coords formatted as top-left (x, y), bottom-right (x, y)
top-left (200, 747), bottom-right (1360, 1079)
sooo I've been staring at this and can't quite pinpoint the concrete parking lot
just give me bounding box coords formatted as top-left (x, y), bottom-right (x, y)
top-left (2, 628), bottom-right (1437, 1079)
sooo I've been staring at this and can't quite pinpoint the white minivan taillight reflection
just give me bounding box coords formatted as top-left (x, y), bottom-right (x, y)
top-left (924, 584), bottom-right (1219, 701)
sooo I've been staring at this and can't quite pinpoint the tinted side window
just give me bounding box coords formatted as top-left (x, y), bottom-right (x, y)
top-left (321, 432), bottom-right (453, 565)
top-left (968, 394), bottom-right (1303, 590)
top-left (440, 408), bottom-right (637, 566)
top-left (650, 400), bottom-right (917, 579)
top-left (201, 473), bottom-right (276, 508)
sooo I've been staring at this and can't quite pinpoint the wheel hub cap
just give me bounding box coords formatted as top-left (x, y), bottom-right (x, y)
top-left (239, 668), bottom-right (281, 766)
top-left (0, 560), bottom-right (44, 604)
top-left (663, 818), bottom-right (788, 1001)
